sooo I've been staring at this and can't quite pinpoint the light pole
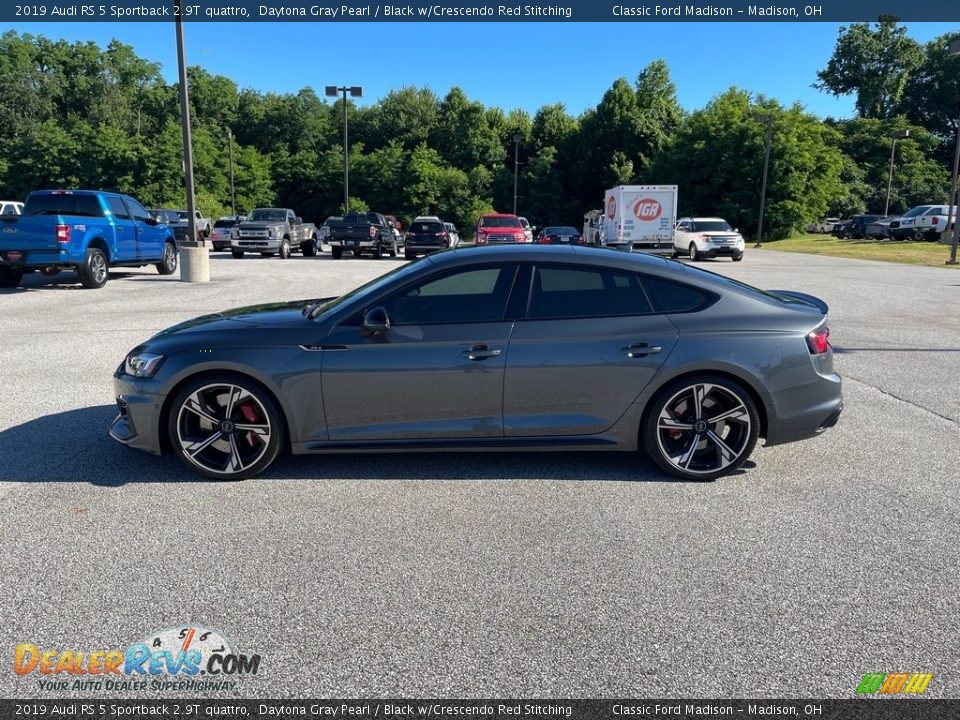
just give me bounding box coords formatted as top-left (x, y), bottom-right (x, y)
top-left (174, 0), bottom-right (208, 282)
top-left (225, 129), bottom-right (236, 218)
top-left (512, 134), bottom-right (521, 216)
top-left (946, 38), bottom-right (960, 266)
top-left (884, 129), bottom-right (911, 217)
top-left (326, 85), bottom-right (363, 213)
top-left (754, 113), bottom-right (773, 248)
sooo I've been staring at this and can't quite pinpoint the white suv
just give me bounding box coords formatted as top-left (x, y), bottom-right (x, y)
top-left (673, 217), bottom-right (745, 262)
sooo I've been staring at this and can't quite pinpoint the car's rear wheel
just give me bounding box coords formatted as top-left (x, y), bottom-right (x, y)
top-left (372, 241), bottom-right (383, 259)
top-left (643, 376), bottom-right (759, 481)
top-left (301, 237), bottom-right (318, 256)
top-left (156, 241), bottom-right (178, 275)
top-left (0, 267), bottom-right (23, 288)
top-left (78, 247), bottom-right (109, 289)
top-left (168, 375), bottom-right (285, 480)
top-left (331, 247), bottom-right (343, 259)
top-left (688, 243), bottom-right (699, 261)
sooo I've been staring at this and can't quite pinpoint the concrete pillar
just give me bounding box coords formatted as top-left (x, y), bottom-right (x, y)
top-left (179, 245), bottom-right (210, 283)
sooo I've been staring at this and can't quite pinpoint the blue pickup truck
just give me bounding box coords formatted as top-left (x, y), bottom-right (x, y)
top-left (0, 189), bottom-right (178, 289)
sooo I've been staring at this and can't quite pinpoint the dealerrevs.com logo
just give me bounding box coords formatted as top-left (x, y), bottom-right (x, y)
top-left (14, 625), bottom-right (261, 692)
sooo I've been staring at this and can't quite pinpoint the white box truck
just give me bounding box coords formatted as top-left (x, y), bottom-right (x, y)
top-left (602, 185), bottom-right (677, 253)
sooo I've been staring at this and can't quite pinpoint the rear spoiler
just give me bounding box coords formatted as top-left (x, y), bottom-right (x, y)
top-left (768, 289), bottom-right (829, 315)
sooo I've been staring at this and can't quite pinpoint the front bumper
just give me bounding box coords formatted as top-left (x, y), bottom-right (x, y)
top-left (108, 372), bottom-right (166, 455)
top-left (701, 244), bottom-right (744, 257)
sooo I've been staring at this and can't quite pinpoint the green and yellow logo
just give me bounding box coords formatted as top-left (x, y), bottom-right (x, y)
top-left (856, 672), bottom-right (933, 695)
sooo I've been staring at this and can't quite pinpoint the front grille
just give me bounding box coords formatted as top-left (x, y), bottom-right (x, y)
top-left (487, 234), bottom-right (518, 243)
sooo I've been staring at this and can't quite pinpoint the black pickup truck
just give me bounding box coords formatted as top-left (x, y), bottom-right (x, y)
top-left (327, 212), bottom-right (403, 259)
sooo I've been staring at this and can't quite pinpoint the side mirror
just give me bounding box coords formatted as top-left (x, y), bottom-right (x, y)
top-left (152, 214), bottom-right (163, 224)
top-left (294, 216), bottom-right (302, 225)
top-left (362, 306), bottom-right (391, 333)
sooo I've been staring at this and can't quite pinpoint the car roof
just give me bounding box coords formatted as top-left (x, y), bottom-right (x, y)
top-left (679, 217), bottom-right (728, 222)
top-left (480, 213), bottom-right (518, 218)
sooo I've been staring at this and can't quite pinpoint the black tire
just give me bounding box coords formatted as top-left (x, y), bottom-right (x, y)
top-left (232, 250), bottom-right (245, 259)
top-left (0, 267), bottom-right (23, 288)
top-left (389, 240), bottom-right (398, 258)
top-left (279, 239), bottom-right (291, 260)
top-left (642, 375), bottom-right (760, 482)
top-left (688, 243), bottom-right (699, 262)
top-left (167, 373), bottom-right (285, 481)
top-left (78, 247), bottom-right (109, 289)
top-left (331, 246), bottom-right (343, 259)
top-left (913, 229), bottom-right (924, 242)
top-left (301, 238), bottom-right (318, 257)
top-left (670, 248), bottom-right (679, 259)
top-left (372, 240), bottom-right (383, 259)
top-left (405, 250), bottom-right (415, 260)
top-left (156, 241), bottom-right (178, 275)
top-left (353, 250), bottom-right (363, 257)
top-left (732, 253), bottom-right (743, 262)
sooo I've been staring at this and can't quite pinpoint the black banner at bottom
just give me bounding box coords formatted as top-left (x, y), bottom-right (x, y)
top-left (3, 700), bottom-right (959, 720)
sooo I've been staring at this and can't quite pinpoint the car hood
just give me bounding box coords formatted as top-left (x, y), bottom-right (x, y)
top-left (155, 299), bottom-right (334, 336)
top-left (238, 222), bottom-right (283, 230)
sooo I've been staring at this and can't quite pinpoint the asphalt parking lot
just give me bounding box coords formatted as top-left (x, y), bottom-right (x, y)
top-left (1, 248), bottom-right (958, 698)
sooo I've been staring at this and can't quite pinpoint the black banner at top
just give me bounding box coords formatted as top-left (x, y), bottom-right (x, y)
top-left (4, 0), bottom-right (960, 22)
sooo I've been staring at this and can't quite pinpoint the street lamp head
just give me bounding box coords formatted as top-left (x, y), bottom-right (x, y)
top-left (324, 86), bottom-right (339, 97)
top-left (753, 113), bottom-right (771, 124)
top-left (892, 129), bottom-right (911, 139)
top-left (513, 134), bottom-right (522, 144)
top-left (224, 129), bottom-right (232, 139)
top-left (349, 86), bottom-right (363, 97)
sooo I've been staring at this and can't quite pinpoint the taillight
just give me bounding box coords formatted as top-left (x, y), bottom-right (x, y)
top-left (807, 327), bottom-right (830, 354)
top-left (437, 231), bottom-right (447, 238)
top-left (932, 217), bottom-right (939, 225)
top-left (56, 224), bottom-right (71, 245)
top-left (576, 236), bottom-right (585, 245)
top-left (368, 226), bottom-right (377, 238)
top-left (537, 236), bottom-right (551, 244)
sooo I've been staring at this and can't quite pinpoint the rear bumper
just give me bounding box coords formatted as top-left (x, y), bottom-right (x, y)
top-left (1, 248), bottom-right (73, 269)
top-left (763, 372), bottom-right (843, 447)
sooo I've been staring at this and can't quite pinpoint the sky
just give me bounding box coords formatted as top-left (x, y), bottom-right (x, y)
top-left (5, 21), bottom-right (957, 119)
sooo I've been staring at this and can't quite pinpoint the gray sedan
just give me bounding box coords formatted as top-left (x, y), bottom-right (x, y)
top-left (110, 246), bottom-right (842, 481)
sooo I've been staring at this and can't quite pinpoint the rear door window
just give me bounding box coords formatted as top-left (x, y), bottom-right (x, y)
top-left (105, 197), bottom-right (130, 220)
top-left (643, 275), bottom-right (715, 313)
top-left (527, 265), bottom-right (653, 320)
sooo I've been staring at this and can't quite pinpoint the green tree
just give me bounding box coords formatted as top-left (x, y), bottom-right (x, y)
top-left (816, 17), bottom-right (924, 119)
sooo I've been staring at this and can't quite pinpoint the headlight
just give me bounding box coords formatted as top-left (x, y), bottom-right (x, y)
top-left (268, 229), bottom-right (276, 238)
top-left (124, 353), bottom-right (165, 378)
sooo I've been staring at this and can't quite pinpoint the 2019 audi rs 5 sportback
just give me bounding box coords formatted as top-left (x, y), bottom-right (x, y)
top-left (110, 245), bottom-right (842, 481)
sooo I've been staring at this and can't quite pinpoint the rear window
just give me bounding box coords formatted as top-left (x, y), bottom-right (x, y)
top-left (24, 193), bottom-right (104, 218)
top-left (214, 219), bottom-right (238, 228)
top-left (410, 222), bottom-right (443, 233)
top-left (902, 206), bottom-right (930, 218)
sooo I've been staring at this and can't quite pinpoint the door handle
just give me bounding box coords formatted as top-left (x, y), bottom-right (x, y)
top-left (461, 344), bottom-right (502, 361)
top-left (621, 342), bottom-right (662, 358)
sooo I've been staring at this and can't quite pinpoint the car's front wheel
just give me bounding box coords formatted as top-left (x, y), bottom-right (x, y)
top-left (156, 241), bottom-right (178, 275)
top-left (643, 375), bottom-right (759, 481)
top-left (232, 250), bottom-right (244, 259)
top-left (168, 375), bottom-right (285, 480)
top-left (688, 243), bottom-right (699, 261)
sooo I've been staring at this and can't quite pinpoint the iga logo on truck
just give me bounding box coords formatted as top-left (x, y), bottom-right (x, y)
top-left (633, 198), bottom-right (663, 221)
top-left (606, 195), bottom-right (617, 219)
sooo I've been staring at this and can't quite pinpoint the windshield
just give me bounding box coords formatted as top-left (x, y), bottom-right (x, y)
top-left (480, 216), bottom-right (521, 228)
top-left (249, 209), bottom-right (287, 222)
top-left (410, 221), bottom-right (443, 233)
top-left (23, 193), bottom-right (104, 218)
top-left (693, 220), bottom-right (733, 232)
top-left (902, 206), bottom-right (930, 218)
top-left (175, 210), bottom-right (190, 220)
top-left (214, 219), bottom-right (238, 228)
top-left (308, 259), bottom-right (426, 319)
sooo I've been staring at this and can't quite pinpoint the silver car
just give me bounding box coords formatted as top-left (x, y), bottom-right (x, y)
top-left (110, 246), bottom-right (842, 481)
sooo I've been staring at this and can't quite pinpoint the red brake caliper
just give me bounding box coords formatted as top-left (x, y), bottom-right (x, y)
top-left (238, 403), bottom-right (260, 446)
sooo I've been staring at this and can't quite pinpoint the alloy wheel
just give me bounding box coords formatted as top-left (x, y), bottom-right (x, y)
top-left (654, 382), bottom-right (753, 477)
top-left (175, 382), bottom-right (273, 477)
